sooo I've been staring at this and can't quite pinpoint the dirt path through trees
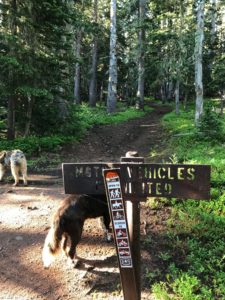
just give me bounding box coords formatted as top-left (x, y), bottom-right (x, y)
top-left (0, 104), bottom-right (171, 300)
top-left (59, 104), bottom-right (170, 164)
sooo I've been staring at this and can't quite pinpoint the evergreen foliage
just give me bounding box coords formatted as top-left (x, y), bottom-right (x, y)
top-left (1, 1), bottom-right (225, 138)
top-left (196, 102), bottom-right (224, 142)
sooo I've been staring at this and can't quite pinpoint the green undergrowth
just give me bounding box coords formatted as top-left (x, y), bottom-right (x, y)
top-left (0, 104), bottom-right (152, 157)
top-left (78, 103), bottom-right (152, 128)
top-left (149, 104), bottom-right (225, 299)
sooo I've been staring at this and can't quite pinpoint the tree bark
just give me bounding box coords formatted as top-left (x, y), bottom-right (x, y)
top-left (24, 95), bottom-right (34, 137)
top-left (107, 0), bottom-right (117, 113)
top-left (161, 83), bottom-right (166, 104)
top-left (136, 0), bottom-right (146, 110)
top-left (210, 0), bottom-right (217, 46)
top-left (74, 30), bottom-right (82, 104)
top-left (184, 90), bottom-right (189, 110)
top-left (208, 0), bottom-right (217, 74)
top-left (175, 79), bottom-right (180, 115)
top-left (220, 90), bottom-right (224, 115)
top-left (89, 0), bottom-right (98, 107)
top-left (7, 0), bottom-right (17, 140)
top-left (7, 95), bottom-right (16, 140)
top-left (194, 0), bottom-right (205, 126)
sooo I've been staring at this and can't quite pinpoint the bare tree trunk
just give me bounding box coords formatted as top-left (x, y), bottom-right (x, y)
top-left (7, 95), bottom-right (16, 140)
top-left (175, 79), bottom-right (180, 115)
top-left (220, 90), bottom-right (225, 115)
top-left (168, 81), bottom-right (173, 100)
top-left (74, 30), bottom-right (82, 104)
top-left (99, 81), bottom-right (104, 105)
top-left (174, 0), bottom-right (185, 114)
top-left (89, 0), bottom-right (98, 107)
top-left (7, 0), bottom-right (17, 140)
top-left (24, 95), bottom-right (34, 137)
top-left (184, 90), bottom-right (189, 110)
top-left (210, 0), bottom-right (217, 46)
top-left (136, 0), bottom-right (146, 110)
top-left (194, 0), bottom-right (205, 126)
top-left (107, 0), bottom-right (117, 113)
top-left (209, 0), bottom-right (217, 74)
top-left (161, 83), bottom-right (166, 103)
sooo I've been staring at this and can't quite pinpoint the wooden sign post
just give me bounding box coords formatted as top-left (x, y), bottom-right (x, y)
top-left (103, 169), bottom-right (138, 300)
top-left (62, 158), bottom-right (211, 300)
top-left (120, 155), bottom-right (144, 299)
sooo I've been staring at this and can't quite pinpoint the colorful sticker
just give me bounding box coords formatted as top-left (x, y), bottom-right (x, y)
top-left (104, 170), bottom-right (133, 268)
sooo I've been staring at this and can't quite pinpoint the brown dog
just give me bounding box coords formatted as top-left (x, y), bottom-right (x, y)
top-left (0, 149), bottom-right (28, 186)
top-left (42, 194), bottom-right (111, 268)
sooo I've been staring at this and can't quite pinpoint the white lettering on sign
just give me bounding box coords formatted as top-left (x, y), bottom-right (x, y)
top-left (108, 182), bottom-right (120, 189)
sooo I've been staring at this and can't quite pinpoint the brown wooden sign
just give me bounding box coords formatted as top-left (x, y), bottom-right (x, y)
top-left (62, 158), bottom-right (211, 300)
top-left (62, 163), bottom-right (211, 200)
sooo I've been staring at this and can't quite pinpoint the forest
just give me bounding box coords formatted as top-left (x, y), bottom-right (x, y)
top-left (0, 0), bottom-right (224, 144)
top-left (0, 1), bottom-right (225, 300)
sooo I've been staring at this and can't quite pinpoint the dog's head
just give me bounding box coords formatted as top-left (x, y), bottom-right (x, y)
top-left (0, 151), bottom-right (7, 164)
top-left (10, 149), bottom-right (25, 165)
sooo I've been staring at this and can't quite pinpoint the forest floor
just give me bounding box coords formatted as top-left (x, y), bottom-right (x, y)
top-left (0, 103), bottom-right (173, 300)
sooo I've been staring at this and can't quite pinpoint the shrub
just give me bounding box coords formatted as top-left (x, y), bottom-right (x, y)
top-left (195, 102), bottom-right (224, 143)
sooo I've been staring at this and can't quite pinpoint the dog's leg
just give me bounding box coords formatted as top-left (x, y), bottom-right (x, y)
top-left (11, 164), bottom-right (19, 186)
top-left (102, 214), bottom-right (113, 242)
top-left (0, 164), bottom-right (5, 181)
top-left (67, 221), bottom-right (84, 267)
top-left (98, 216), bottom-right (105, 230)
top-left (63, 234), bottom-right (76, 268)
top-left (20, 162), bottom-right (28, 186)
top-left (62, 234), bottom-right (70, 256)
top-left (68, 238), bottom-right (78, 264)
top-left (99, 216), bottom-right (109, 240)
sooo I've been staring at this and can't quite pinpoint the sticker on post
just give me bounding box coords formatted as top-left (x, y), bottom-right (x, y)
top-left (104, 169), bottom-right (133, 268)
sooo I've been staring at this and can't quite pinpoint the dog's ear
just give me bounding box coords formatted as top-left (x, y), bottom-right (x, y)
top-left (0, 151), bottom-right (7, 162)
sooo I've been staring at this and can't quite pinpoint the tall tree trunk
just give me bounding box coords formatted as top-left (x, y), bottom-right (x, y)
top-left (194, 0), bottom-right (205, 126)
top-left (161, 83), bottom-right (166, 104)
top-left (89, 0), bottom-right (98, 107)
top-left (209, 0), bottom-right (217, 75)
top-left (220, 90), bottom-right (225, 115)
top-left (7, 95), bottom-right (16, 140)
top-left (136, 0), bottom-right (146, 110)
top-left (107, 0), bottom-right (117, 113)
top-left (210, 0), bottom-right (217, 46)
top-left (184, 89), bottom-right (189, 110)
top-left (7, 0), bottom-right (17, 140)
top-left (23, 2), bottom-right (39, 138)
top-left (175, 79), bottom-right (180, 115)
top-left (99, 81), bottom-right (104, 105)
top-left (24, 95), bottom-right (34, 137)
top-left (174, 0), bottom-right (184, 115)
top-left (74, 30), bottom-right (82, 104)
top-left (168, 81), bottom-right (173, 100)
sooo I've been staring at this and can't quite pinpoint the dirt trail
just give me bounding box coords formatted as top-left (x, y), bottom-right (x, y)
top-left (60, 104), bottom-right (170, 164)
top-left (0, 104), bottom-right (171, 300)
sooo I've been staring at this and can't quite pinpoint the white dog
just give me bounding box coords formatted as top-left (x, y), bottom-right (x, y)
top-left (0, 149), bottom-right (28, 186)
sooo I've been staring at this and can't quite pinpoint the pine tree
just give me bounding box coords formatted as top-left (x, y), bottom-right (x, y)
top-left (136, 0), bottom-right (146, 110)
top-left (195, 0), bottom-right (205, 125)
top-left (107, 0), bottom-right (117, 113)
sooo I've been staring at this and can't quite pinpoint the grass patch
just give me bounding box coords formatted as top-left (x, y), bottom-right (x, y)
top-left (78, 104), bottom-right (152, 129)
top-left (0, 104), bottom-right (153, 157)
top-left (149, 104), bottom-right (225, 300)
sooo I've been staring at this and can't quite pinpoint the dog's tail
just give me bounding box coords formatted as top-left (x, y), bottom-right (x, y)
top-left (42, 215), bottom-right (63, 268)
